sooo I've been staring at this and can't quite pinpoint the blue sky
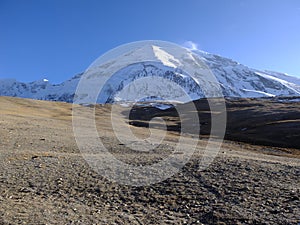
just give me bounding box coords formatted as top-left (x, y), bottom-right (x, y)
top-left (1, 0), bottom-right (300, 83)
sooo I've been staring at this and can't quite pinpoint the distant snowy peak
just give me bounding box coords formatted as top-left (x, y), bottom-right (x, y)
top-left (0, 75), bottom-right (80, 102)
top-left (0, 46), bottom-right (300, 103)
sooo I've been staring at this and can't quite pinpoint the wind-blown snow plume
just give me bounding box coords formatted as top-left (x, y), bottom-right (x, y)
top-left (183, 41), bottom-right (199, 50)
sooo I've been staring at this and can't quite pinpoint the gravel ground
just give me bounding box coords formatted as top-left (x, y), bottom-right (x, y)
top-left (0, 97), bottom-right (299, 224)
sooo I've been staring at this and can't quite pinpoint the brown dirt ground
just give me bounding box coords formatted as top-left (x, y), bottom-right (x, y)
top-left (0, 96), bottom-right (299, 224)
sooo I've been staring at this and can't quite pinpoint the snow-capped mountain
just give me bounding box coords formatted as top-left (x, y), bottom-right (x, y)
top-left (0, 74), bottom-right (81, 103)
top-left (1, 45), bottom-right (300, 103)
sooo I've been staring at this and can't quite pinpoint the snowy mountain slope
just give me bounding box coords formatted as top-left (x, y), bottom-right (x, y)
top-left (1, 46), bottom-right (300, 103)
top-left (194, 50), bottom-right (300, 98)
top-left (0, 74), bottom-right (81, 103)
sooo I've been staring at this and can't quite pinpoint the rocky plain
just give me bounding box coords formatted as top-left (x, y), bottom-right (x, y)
top-left (0, 96), bottom-right (299, 224)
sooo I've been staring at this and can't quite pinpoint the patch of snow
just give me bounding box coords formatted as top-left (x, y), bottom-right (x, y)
top-left (242, 89), bottom-right (276, 97)
top-left (152, 45), bottom-right (181, 68)
top-left (153, 104), bottom-right (173, 110)
top-left (119, 103), bottom-right (130, 107)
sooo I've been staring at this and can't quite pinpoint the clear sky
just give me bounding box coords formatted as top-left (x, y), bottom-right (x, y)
top-left (1, 0), bottom-right (300, 83)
